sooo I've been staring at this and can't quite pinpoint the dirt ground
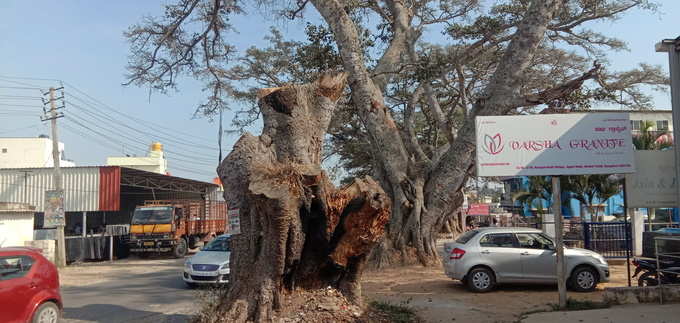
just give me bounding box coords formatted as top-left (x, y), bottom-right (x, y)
top-left (362, 262), bottom-right (631, 323)
top-left (58, 252), bottom-right (631, 323)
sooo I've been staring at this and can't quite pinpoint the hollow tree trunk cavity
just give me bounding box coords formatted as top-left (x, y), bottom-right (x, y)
top-left (206, 73), bottom-right (391, 323)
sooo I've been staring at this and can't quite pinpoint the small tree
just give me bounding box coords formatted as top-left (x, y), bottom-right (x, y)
top-left (633, 120), bottom-right (673, 150)
top-left (513, 176), bottom-right (553, 216)
top-left (563, 175), bottom-right (621, 222)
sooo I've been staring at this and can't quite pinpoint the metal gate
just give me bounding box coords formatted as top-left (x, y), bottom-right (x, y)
top-left (583, 222), bottom-right (631, 258)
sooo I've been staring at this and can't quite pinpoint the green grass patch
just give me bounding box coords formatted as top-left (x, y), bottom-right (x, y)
top-left (368, 301), bottom-right (421, 323)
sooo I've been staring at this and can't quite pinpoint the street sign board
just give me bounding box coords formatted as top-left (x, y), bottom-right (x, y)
top-left (467, 203), bottom-right (490, 215)
top-left (44, 190), bottom-right (65, 228)
top-left (626, 150), bottom-right (677, 207)
top-left (476, 113), bottom-right (635, 177)
top-left (228, 208), bottom-right (241, 235)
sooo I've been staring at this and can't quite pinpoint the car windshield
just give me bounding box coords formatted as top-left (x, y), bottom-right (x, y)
top-left (203, 236), bottom-right (230, 252)
top-left (456, 230), bottom-right (479, 244)
top-left (131, 207), bottom-right (173, 224)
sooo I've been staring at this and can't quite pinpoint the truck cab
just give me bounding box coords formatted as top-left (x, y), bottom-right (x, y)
top-left (128, 204), bottom-right (188, 258)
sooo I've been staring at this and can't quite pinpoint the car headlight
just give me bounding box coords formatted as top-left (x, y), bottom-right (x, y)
top-left (220, 263), bottom-right (229, 270)
top-left (184, 259), bottom-right (192, 269)
top-left (594, 254), bottom-right (607, 265)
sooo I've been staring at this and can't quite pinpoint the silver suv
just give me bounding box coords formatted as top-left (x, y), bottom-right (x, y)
top-left (443, 227), bottom-right (609, 292)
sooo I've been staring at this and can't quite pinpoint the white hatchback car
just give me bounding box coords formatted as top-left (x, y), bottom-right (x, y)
top-left (182, 234), bottom-right (231, 288)
top-left (443, 227), bottom-right (610, 292)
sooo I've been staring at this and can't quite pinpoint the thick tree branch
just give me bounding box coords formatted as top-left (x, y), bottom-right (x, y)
top-left (403, 85), bottom-right (431, 164)
top-left (310, 0), bottom-right (411, 189)
top-left (509, 62), bottom-right (601, 109)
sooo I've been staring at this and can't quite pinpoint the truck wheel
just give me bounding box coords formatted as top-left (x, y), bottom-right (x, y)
top-left (173, 238), bottom-right (188, 258)
top-left (188, 236), bottom-right (198, 249)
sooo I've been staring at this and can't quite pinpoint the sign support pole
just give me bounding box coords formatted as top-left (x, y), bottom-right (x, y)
top-left (656, 38), bottom-right (680, 227)
top-left (552, 176), bottom-right (567, 309)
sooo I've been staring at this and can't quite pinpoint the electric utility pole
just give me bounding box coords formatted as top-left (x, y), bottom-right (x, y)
top-left (42, 87), bottom-right (66, 268)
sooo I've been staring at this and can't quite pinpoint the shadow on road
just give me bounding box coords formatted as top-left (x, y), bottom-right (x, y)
top-left (63, 304), bottom-right (191, 323)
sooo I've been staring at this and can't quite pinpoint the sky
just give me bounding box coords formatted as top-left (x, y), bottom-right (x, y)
top-left (0, 0), bottom-right (679, 182)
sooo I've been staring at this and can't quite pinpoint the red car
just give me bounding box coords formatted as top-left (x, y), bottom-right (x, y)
top-left (0, 247), bottom-right (62, 323)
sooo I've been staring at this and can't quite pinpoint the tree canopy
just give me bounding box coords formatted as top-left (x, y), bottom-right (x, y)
top-left (126, 0), bottom-right (668, 268)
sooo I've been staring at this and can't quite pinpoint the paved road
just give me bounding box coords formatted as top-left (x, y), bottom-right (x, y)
top-left (60, 258), bottom-right (197, 323)
top-left (522, 303), bottom-right (680, 323)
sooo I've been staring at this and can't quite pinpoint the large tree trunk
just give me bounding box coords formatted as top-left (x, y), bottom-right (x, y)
top-left (312, 0), bottom-right (564, 268)
top-left (204, 73), bottom-right (391, 322)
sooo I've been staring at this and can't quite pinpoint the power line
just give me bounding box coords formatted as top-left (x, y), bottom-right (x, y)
top-left (0, 86), bottom-right (42, 90)
top-left (60, 81), bottom-right (214, 142)
top-left (64, 107), bottom-right (217, 164)
top-left (0, 77), bottom-right (46, 89)
top-left (65, 95), bottom-right (217, 152)
top-left (0, 76), bottom-right (220, 178)
top-left (62, 122), bottom-right (215, 177)
top-left (0, 75), bottom-right (219, 150)
top-left (63, 115), bottom-right (218, 168)
top-left (0, 124), bottom-right (43, 135)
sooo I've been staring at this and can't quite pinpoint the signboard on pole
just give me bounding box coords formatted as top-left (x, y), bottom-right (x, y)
top-left (44, 190), bottom-right (65, 228)
top-left (467, 203), bottom-right (490, 216)
top-left (476, 113), bottom-right (635, 177)
top-left (626, 150), bottom-right (676, 207)
top-left (228, 209), bottom-right (241, 235)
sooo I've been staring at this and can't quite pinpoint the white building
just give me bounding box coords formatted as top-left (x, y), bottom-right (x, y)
top-left (626, 110), bottom-right (673, 134)
top-left (0, 202), bottom-right (35, 248)
top-left (106, 142), bottom-right (168, 175)
top-left (0, 137), bottom-right (76, 168)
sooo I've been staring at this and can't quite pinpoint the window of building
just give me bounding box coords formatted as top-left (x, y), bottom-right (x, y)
top-left (631, 120), bottom-right (642, 131)
top-left (1, 148), bottom-right (6, 153)
top-left (657, 120), bottom-right (669, 131)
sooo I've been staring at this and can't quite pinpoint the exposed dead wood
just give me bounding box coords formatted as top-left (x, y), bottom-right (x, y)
top-left (202, 72), bottom-right (390, 322)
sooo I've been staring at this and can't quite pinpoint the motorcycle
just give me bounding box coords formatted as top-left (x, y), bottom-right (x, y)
top-left (632, 257), bottom-right (680, 286)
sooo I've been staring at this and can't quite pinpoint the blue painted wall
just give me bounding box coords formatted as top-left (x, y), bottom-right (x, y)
top-left (510, 177), bottom-right (626, 220)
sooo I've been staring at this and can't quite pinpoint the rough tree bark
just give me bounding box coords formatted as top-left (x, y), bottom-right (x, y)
top-left (208, 73), bottom-right (391, 322)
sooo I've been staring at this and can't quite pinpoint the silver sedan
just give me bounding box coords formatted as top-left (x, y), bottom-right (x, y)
top-left (443, 227), bottom-right (609, 292)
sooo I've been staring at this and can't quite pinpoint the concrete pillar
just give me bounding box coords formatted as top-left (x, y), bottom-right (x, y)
top-left (82, 211), bottom-right (87, 237)
top-left (542, 213), bottom-right (556, 238)
top-left (630, 208), bottom-right (643, 257)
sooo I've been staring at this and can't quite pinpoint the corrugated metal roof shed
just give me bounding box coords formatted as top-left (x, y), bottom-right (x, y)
top-left (0, 167), bottom-right (104, 212)
top-left (1, 166), bottom-right (221, 213)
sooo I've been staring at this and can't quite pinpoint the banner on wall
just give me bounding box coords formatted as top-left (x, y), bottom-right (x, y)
top-left (44, 189), bottom-right (65, 228)
top-left (475, 113), bottom-right (635, 177)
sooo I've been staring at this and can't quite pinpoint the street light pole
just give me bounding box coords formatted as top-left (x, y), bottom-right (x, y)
top-left (656, 38), bottom-right (680, 216)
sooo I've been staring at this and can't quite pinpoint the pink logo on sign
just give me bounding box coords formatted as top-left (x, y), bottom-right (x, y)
top-left (482, 133), bottom-right (504, 155)
top-left (550, 120), bottom-right (557, 126)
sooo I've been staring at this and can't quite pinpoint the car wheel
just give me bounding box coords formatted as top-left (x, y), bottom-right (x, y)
top-left (32, 302), bottom-right (60, 323)
top-left (637, 272), bottom-right (659, 287)
top-left (173, 238), bottom-right (188, 258)
top-left (569, 266), bottom-right (598, 292)
top-left (466, 267), bottom-right (495, 293)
